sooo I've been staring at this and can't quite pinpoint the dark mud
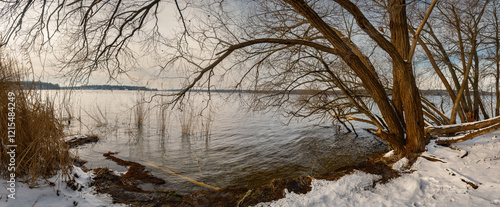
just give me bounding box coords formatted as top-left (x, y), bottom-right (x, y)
top-left (103, 152), bottom-right (165, 185)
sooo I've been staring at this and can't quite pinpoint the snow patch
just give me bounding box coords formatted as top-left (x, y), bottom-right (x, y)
top-left (258, 132), bottom-right (500, 207)
top-left (257, 171), bottom-right (381, 207)
top-left (0, 166), bottom-right (125, 207)
top-left (383, 150), bottom-right (394, 158)
top-left (392, 157), bottom-right (409, 171)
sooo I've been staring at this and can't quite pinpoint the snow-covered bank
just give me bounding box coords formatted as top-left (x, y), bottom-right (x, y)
top-left (0, 166), bottom-right (124, 207)
top-left (258, 133), bottom-right (500, 207)
top-left (2, 133), bottom-right (499, 207)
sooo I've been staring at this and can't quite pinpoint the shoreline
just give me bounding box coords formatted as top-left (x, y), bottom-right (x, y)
top-left (2, 132), bottom-right (499, 206)
top-left (85, 149), bottom-right (395, 206)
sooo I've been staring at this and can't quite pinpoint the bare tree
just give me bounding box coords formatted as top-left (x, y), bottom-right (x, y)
top-left (483, 0), bottom-right (500, 117)
top-left (2, 0), bottom-right (500, 158)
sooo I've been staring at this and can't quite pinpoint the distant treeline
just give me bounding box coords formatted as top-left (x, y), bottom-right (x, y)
top-left (11, 81), bottom-right (494, 95)
top-left (64, 84), bottom-right (157, 91)
top-left (15, 81), bottom-right (157, 91)
top-left (167, 88), bottom-right (494, 96)
top-left (164, 89), bottom-right (348, 95)
top-left (18, 81), bottom-right (61, 89)
top-left (419, 89), bottom-right (493, 96)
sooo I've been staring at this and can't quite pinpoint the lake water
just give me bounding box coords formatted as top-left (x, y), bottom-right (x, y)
top-left (53, 90), bottom-right (386, 193)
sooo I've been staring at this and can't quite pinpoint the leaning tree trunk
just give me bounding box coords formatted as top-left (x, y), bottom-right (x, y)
top-left (283, 0), bottom-right (407, 154)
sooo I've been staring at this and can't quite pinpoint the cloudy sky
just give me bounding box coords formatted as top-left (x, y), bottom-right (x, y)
top-left (3, 1), bottom-right (191, 90)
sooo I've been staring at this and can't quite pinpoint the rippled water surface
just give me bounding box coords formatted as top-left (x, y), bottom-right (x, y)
top-left (55, 90), bottom-right (386, 193)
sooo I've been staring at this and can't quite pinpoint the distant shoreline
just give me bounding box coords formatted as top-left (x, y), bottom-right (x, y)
top-left (12, 81), bottom-right (496, 96)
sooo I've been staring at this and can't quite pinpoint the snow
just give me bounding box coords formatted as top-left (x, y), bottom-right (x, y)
top-left (427, 116), bottom-right (500, 130)
top-left (391, 157), bottom-right (409, 171)
top-left (0, 166), bottom-right (125, 207)
top-left (383, 150), bottom-right (394, 157)
top-left (2, 132), bottom-right (500, 207)
top-left (257, 132), bottom-right (500, 207)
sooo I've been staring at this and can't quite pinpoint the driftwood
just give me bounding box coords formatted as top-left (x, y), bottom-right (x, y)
top-left (66, 135), bottom-right (99, 148)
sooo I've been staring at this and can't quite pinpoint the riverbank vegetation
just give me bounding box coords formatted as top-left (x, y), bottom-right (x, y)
top-left (0, 49), bottom-right (71, 184)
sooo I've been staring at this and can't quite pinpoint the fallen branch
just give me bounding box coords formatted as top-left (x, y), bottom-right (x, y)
top-left (436, 122), bottom-right (500, 145)
top-left (426, 116), bottom-right (500, 137)
top-left (421, 155), bottom-right (446, 163)
top-left (145, 162), bottom-right (221, 190)
top-left (445, 168), bottom-right (481, 189)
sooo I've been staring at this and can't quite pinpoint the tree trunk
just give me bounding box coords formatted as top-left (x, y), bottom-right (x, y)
top-left (389, 0), bottom-right (408, 123)
top-left (472, 44), bottom-right (480, 121)
top-left (451, 6), bottom-right (474, 115)
top-left (435, 123), bottom-right (500, 145)
top-left (388, 0), bottom-right (426, 155)
top-left (495, 4), bottom-right (500, 116)
top-left (426, 115), bottom-right (500, 136)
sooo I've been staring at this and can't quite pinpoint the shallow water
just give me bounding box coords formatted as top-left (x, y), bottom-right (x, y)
top-left (54, 90), bottom-right (386, 193)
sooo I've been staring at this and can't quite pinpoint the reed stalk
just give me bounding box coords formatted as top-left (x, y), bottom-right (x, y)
top-left (0, 49), bottom-right (71, 184)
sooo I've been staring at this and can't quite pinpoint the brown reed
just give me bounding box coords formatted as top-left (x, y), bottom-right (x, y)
top-left (0, 49), bottom-right (71, 185)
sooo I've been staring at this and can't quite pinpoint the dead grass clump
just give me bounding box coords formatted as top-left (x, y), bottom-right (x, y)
top-left (84, 104), bottom-right (108, 127)
top-left (180, 105), bottom-right (197, 136)
top-left (200, 106), bottom-right (214, 140)
top-left (158, 103), bottom-right (170, 137)
top-left (0, 50), bottom-right (71, 184)
top-left (178, 103), bottom-right (214, 138)
top-left (134, 92), bottom-right (149, 128)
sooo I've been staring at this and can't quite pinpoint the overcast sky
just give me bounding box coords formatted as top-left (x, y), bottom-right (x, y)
top-left (4, 2), bottom-right (186, 90)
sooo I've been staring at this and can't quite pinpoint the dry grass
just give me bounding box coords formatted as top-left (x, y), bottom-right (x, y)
top-left (134, 92), bottom-right (149, 128)
top-left (200, 106), bottom-right (214, 140)
top-left (177, 102), bottom-right (214, 139)
top-left (158, 104), bottom-right (170, 137)
top-left (179, 105), bottom-right (197, 136)
top-left (84, 104), bottom-right (108, 127)
top-left (0, 49), bottom-right (71, 184)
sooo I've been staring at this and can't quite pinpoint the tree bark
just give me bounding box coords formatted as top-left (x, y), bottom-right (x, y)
top-left (388, 0), bottom-right (426, 155)
top-left (473, 44), bottom-right (480, 120)
top-left (389, 0), bottom-right (408, 122)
